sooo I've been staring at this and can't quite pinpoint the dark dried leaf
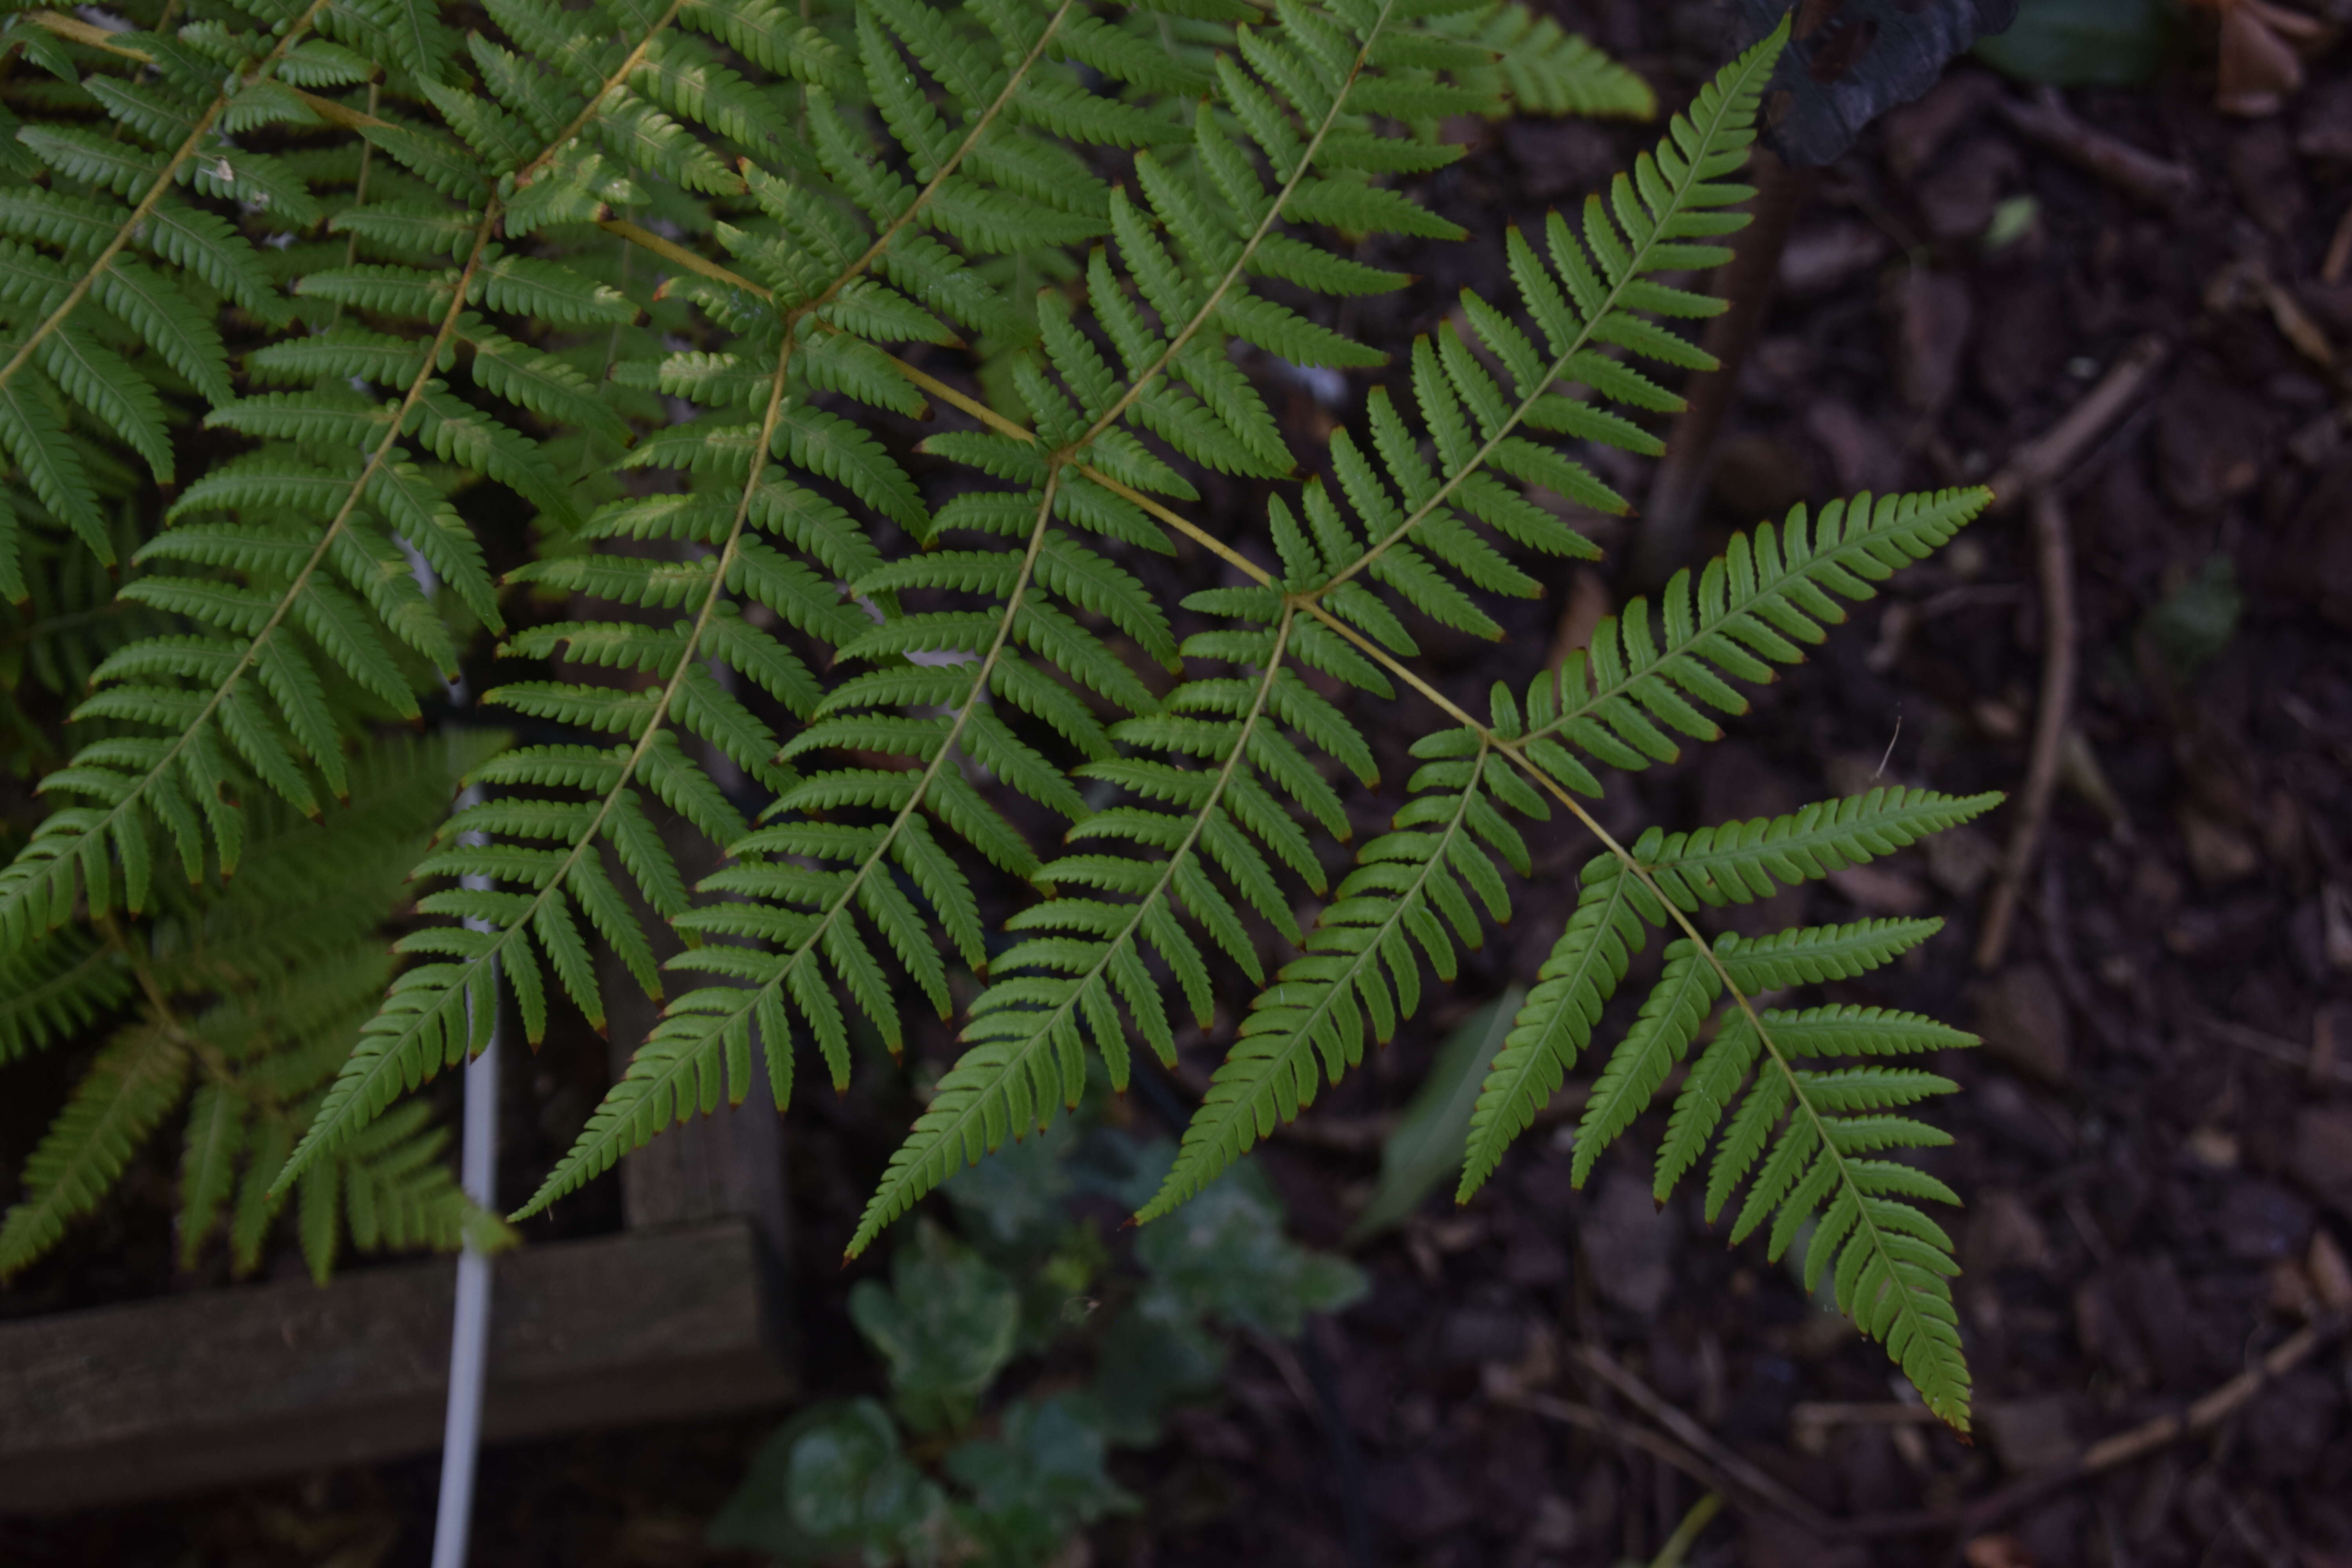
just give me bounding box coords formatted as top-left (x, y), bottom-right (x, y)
top-left (1741, 0), bottom-right (2023, 166)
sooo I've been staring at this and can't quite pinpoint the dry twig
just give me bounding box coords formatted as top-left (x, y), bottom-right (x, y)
top-left (1517, 1314), bottom-right (2345, 1547)
top-left (1981, 335), bottom-right (2171, 511)
top-left (2080, 1315), bottom-right (2343, 1470)
top-left (1973, 337), bottom-right (2170, 968)
top-left (2324, 202), bottom-right (2352, 284)
top-left (1496, 1388), bottom-right (1830, 1536)
top-left (2200, 1013), bottom-right (2352, 1087)
top-left (1842, 1313), bottom-right (2350, 1541)
top-left (1573, 1343), bottom-right (1838, 1536)
top-left (1995, 90), bottom-right (2197, 209)
top-left (1976, 490), bottom-right (2080, 969)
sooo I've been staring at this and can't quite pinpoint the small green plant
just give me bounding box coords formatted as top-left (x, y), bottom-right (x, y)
top-left (708, 1103), bottom-right (1363, 1565)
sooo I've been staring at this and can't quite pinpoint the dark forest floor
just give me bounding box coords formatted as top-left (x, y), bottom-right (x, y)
top-left (8, 1), bottom-right (2352, 1564)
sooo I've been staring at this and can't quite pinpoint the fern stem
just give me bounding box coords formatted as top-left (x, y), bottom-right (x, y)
top-left (1296, 594), bottom-right (1968, 1427)
top-left (595, 240), bottom-right (1281, 591)
top-left (584, 230), bottom-right (1254, 580)
top-left (597, 217), bottom-right (766, 298)
top-left (1068, 0), bottom-right (1401, 459)
top-left (332, 76), bottom-right (385, 325)
top-left (1310, 32), bottom-right (1780, 597)
top-left (1073, 461), bottom-right (1276, 583)
top-left (12, 10), bottom-right (158, 62)
top-left (0, 0), bottom-right (336, 399)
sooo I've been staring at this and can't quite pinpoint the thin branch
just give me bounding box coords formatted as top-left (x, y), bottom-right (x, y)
top-left (1840, 1313), bottom-right (2349, 1541)
top-left (1976, 490), bottom-right (2076, 969)
top-left (1995, 90), bottom-right (2195, 212)
top-left (1497, 1388), bottom-right (1782, 1528)
top-left (1980, 334), bottom-right (2169, 512)
top-left (1577, 1342), bottom-right (1835, 1536)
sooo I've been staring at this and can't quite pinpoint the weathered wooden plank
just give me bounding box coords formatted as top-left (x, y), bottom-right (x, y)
top-left (0, 1219), bottom-right (794, 1514)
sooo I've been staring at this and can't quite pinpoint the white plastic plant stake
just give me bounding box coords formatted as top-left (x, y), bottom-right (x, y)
top-left (431, 783), bottom-right (499, 1568)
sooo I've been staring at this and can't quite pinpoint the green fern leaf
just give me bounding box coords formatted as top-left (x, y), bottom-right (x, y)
top-left (177, 1082), bottom-right (248, 1269)
top-left (1456, 858), bottom-right (1642, 1197)
top-left (1568, 938), bottom-right (1723, 1184)
top-left (0, 928), bottom-right (130, 1063)
top-left (1717, 916), bottom-right (1945, 991)
top-left (1633, 788), bottom-right (2002, 913)
top-left (0, 1022), bottom-right (188, 1277)
top-left (1139, 736), bottom-right (1497, 1222)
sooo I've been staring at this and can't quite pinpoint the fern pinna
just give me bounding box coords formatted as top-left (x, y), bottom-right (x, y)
top-left (0, 0), bottom-right (2000, 1425)
top-left (0, 734), bottom-right (507, 1283)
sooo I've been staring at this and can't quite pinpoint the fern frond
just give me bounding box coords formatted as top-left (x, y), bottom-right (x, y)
top-left (1517, 490), bottom-right (1989, 787)
top-left (1631, 787), bottom-right (2001, 915)
top-left (1139, 725), bottom-right (1496, 1221)
top-left (302, 0), bottom-right (1136, 1194)
top-left (535, 0), bottom-right (1520, 1230)
top-left (0, 6), bottom-right (672, 962)
top-left (0, 0), bottom-right (338, 582)
top-left (1444, 3), bottom-right (1657, 120)
top-left (824, 0), bottom-right (1585, 1249)
top-left (1702, 1003), bottom-right (1976, 1428)
top-left (1236, 21), bottom-right (1793, 665)
top-left (1570, 936), bottom-right (1723, 1181)
top-left (1127, 463), bottom-right (1977, 1216)
top-left (1715, 916), bottom-right (1945, 991)
top-left (1458, 785), bottom-right (1993, 1198)
top-left (0, 511), bottom-right (174, 745)
top-left (0, 1022), bottom-right (189, 1278)
top-left (0, 927), bottom-right (129, 1063)
top-left (1471, 901), bottom-right (1979, 1428)
top-left (312, 1099), bottom-right (511, 1280)
top-left (178, 1081), bottom-right (247, 1269)
top-left (4, 731), bottom-right (495, 1278)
